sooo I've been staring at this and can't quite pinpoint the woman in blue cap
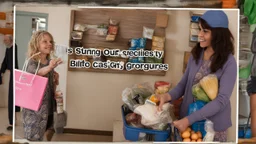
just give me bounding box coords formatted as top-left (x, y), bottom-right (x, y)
top-left (157, 10), bottom-right (237, 142)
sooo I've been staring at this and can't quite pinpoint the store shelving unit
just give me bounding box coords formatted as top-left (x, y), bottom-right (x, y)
top-left (68, 9), bottom-right (167, 76)
top-left (239, 14), bottom-right (253, 139)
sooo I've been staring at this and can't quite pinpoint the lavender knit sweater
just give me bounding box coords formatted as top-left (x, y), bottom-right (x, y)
top-left (169, 51), bottom-right (237, 132)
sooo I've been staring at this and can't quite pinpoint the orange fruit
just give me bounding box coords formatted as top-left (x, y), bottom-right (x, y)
top-left (191, 133), bottom-right (199, 140)
top-left (197, 139), bottom-right (202, 142)
top-left (183, 138), bottom-right (191, 142)
top-left (196, 131), bottom-right (202, 138)
top-left (182, 131), bottom-right (191, 139)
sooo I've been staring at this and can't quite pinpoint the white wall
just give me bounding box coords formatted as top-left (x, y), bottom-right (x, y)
top-left (16, 6), bottom-right (239, 142)
top-left (221, 10), bottom-right (239, 142)
top-left (0, 2), bottom-right (13, 108)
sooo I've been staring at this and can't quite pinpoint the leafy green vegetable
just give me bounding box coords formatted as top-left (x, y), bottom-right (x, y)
top-left (192, 83), bottom-right (211, 103)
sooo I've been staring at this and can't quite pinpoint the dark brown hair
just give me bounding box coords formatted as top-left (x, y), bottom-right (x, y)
top-left (191, 18), bottom-right (235, 73)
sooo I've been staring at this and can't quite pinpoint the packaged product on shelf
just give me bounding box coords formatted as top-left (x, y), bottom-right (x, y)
top-left (137, 48), bottom-right (145, 63)
top-left (96, 28), bottom-right (108, 36)
top-left (93, 54), bottom-right (107, 62)
top-left (128, 57), bottom-right (140, 63)
top-left (154, 57), bottom-right (163, 63)
top-left (190, 35), bottom-right (198, 42)
top-left (98, 23), bottom-right (108, 29)
top-left (152, 36), bottom-right (165, 43)
top-left (128, 38), bottom-right (147, 63)
top-left (108, 25), bottom-right (119, 35)
top-left (106, 34), bottom-right (116, 41)
top-left (145, 57), bottom-right (155, 63)
top-left (190, 28), bottom-right (199, 36)
top-left (191, 16), bottom-right (200, 23)
top-left (74, 23), bottom-right (86, 31)
top-left (139, 38), bottom-right (147, 49)
top-left (138, 57), bottom-right (144, 63)
top-left (152, 46), bottom-right (164, 51)
top-left (156, 14), bottom-right (169, 28)
top-left (130, 38), bottom-right (147, 49)
top-left (191, 22), bottom-right (199, 29)
top-left (71, 31), bottom-right (83, 40)
top-left (143, 26), bottom-right (154, 39)
top-left (152, 41), bottom-right (164, 48)
top-left (145, 57), bottom-right (163, 64)
top-left (109, 18), bottom-right (120, 26)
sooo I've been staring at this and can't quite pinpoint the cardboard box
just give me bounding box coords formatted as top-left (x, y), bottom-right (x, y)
top-left (154, 27), bottom-right (165, 37)
top-left (153, 36), bottom-right (165, 43)
top-left (156, 14), bottom-right (169, 28)
top-left (106, 34), bottom-right (116, 41)
top-left (152, 41), bottom-right (164, 48)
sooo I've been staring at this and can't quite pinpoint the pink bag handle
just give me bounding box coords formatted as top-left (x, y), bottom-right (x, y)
top-left (18, 52), bottom-right (41, 86)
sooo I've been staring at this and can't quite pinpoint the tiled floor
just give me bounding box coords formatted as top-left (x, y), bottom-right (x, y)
top-left (15, 111), bottom-right (113, 142)
top-left (0, 108), bottom-right (12, 135)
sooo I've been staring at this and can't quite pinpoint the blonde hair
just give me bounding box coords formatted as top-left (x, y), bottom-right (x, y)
top-left (27, 30), bottom-right (55, 61)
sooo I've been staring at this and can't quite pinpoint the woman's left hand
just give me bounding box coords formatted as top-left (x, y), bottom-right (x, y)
top-left (173, 117), bottom-right (190, 133)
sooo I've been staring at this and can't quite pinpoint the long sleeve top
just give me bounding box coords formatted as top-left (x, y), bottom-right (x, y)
top-left (0, 44), bottom-right (18, 84)
top-left (1, 44), bottom-right (18, 73)
top-left (168, 50), bottom-right (237, 132)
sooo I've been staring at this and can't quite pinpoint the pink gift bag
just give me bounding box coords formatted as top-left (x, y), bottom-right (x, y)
top-left (15, 52), bottom-right (48, 111)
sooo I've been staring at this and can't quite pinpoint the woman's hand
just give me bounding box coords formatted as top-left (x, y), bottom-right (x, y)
top-left (156, 93), bottom-right (171, 111)
top-left (49, 58), bottom-right (63, 69)
top-left (173, 117), bottom-right (190, 133)
top-left (38, 59), bottom-right (62, 76)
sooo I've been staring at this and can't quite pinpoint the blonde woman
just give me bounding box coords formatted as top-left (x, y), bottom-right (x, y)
top-left (22, 30), bottom-right (62, 141)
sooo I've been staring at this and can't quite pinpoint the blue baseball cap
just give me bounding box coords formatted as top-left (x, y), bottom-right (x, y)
top-left (201, 10), bottom-right (229, 28)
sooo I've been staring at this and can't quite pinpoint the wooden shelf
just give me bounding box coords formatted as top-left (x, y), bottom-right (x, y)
top-left (189, 11), bottom-right (201, 48)
top-left (189, 41), bottom-right (197, 48)
top-left (68, 66), bottom-right (166, 76)
top-left (0, 28), bottom-right (13, 35)
top-left (68, 9), bottom-right (168, 76)
top-left (67, 54), bottom-right (166, 76)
